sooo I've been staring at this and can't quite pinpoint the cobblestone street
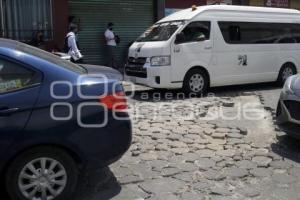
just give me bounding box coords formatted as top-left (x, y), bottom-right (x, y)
top-left (3, 2), bottom-right (300, 200)
top-left (76, 84), bottom-right (300, 200)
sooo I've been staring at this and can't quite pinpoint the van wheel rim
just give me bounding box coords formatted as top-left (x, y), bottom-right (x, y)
top-left (18, 157), bottom-right (67, 200)
top-left (189, 74), bottom-right (204, 93)
top-left (282, 67), bottom-right (294, 82)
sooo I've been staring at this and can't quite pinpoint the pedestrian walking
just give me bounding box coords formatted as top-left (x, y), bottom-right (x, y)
top-left (105, 22), bottom-right (120, 69)
top-left (68, 16), bottom-right (79, 31)
top-left (65, 25), bottom-right (83, 63)
top-left (68, 16), bottom-right (81, 47)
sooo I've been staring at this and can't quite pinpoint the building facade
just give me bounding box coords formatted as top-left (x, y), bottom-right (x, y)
top-left (249, 0), bottom-right (300, 9)
top-left (165, 0), bottom-right (245, 15)
top-left (1, 0), bottom-right (300, 65)
top-left (0, 0), bottom-right (164, 65)
top-left (0, 0), bottom-right (68, 51)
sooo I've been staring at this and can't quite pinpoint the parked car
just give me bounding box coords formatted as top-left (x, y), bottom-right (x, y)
top-left (125, 5), bottom-right (300, 95)
top-left (0, 39), bottom-right (132, 200)
top-left (277, 74), bottom-right (300, 138)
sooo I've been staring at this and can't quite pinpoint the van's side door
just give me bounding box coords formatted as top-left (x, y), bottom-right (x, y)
top-left (171, 21), bottom-right (213, 83)
top-left (0, 56), bottom-right (42, 156)
top-left (215, 21), bottom-right (279, 85)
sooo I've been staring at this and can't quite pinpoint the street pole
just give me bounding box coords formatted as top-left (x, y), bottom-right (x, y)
top-left (0, 0), bottom-right (4, 37)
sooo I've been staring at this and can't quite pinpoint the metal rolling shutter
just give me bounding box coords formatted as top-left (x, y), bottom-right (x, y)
top-left (69, 0), bottom-right (154, 66)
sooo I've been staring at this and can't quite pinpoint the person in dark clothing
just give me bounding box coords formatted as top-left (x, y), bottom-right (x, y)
top-left (31, 30), bottom-right (46, 50)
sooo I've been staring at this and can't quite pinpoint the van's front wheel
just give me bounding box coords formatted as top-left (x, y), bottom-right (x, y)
top-left (183, 69), bottom-right (209, 96)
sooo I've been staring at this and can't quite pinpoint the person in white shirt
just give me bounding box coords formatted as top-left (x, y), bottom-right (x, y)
top-left (105, 22), bottom-right (117, 68)
top-left (66, 25), bottom-right (83, 63)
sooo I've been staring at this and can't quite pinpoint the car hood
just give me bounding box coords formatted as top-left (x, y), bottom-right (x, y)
top-left (81, 64), bottom-right (123, 81)
top-left (128, 41), bottom-right (169, 58)
top-left (292, 75), bottom-right (300, 97)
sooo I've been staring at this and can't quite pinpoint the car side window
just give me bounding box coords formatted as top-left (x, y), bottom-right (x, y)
top-left (180, 21), bottom-right (211, 43)
top-left (0, 58), bottom-right (40, 94)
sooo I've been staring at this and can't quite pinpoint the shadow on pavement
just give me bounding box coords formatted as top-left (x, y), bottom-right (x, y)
top-left (0, 167), bottom-right (122, 200)
top-left (128, 82), bottom-right (280, 102)
top-left (74, 167), bottom-right (122, 200)
top-left (271, 135), bottom-right (300, 164)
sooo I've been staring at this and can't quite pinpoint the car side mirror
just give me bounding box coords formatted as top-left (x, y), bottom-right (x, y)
top-left (175, 33), bottom-right (185, 44)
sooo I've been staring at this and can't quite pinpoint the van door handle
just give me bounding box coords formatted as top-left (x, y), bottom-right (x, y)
top-left (204, 46), bottom-right (212, 50)
top-left (0, 107), bottom-right (20, 116)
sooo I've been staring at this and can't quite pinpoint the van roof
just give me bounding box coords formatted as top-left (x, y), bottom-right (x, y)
top-left (159, 5), bottom-right (300, 23)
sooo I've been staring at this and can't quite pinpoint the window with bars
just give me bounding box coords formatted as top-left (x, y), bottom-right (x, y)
top-left (0, 0), bottom-right (53, 41)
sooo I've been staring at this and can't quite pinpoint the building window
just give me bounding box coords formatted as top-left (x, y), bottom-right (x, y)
top-left (0, 0), bottom-right (53, 41)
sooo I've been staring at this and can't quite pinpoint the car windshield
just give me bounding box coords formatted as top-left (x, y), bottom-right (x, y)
top-left (16, 43), bottom-right (87, 74)
top-left (137, 21), bottom-right (184, 42)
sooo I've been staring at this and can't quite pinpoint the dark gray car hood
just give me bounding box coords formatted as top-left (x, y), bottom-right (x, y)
top-left (292, 75), bottom-right (300, 97)
top-left (81, 64), bottom-right (123, 81)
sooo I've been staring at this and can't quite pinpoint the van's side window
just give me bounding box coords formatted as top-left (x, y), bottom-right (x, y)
top-left (229, 26), bottom-right (241, 42)
top-left (0, 59), bottom-right (41, 94)
top-left (180, 21), bottom-right (211, 43)
top-left (219, 22), bottom-right (300, 44)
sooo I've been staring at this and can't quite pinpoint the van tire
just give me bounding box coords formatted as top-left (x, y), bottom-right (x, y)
top-left (5, 146), bottom-right (78, 200)
top-left (277, 63), bottom-right (297, 86)
top-left (183, 69), bottom-right (209, 96)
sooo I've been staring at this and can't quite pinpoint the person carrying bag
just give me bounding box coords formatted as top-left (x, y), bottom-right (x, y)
top-left (65, 25), bottom-right (83, 63)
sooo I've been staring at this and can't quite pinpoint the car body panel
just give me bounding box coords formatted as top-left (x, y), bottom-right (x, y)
top-left (277, 74), bottom-right (300, 138)
top-left (0, 39), bottom-right (132, 173)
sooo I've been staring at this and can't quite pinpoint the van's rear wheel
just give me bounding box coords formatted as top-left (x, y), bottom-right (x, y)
top-left (183, 69), bottom-right (209, 96)
top-left (277, 63), bottom-right (297, 86)
top-left (6, 147), bottom-right (78, 200)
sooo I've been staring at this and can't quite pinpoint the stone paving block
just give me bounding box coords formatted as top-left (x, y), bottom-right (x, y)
top-left (252, 156), bottom-right (273, 167)
top-left (84, 90), bottom-right (300, 200)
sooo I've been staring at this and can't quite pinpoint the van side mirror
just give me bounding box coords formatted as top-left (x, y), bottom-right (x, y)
top-left (175, 33), bottom-right (185, 44)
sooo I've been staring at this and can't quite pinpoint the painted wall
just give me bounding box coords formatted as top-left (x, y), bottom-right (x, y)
top-left (165, 0), bottom-right (244, 9)
top-left (249, 0), bottom-right (264, 6)
top-left (165, 0), bottom-right (243, 16)
top-left (249, 0), bottom-right (295, 8)
top-left (290, 0), bottom-right (300, 9)
top-left (52, 0), bottom-right (69, 51)
top-left (165, 0), bottom-right (207, 8)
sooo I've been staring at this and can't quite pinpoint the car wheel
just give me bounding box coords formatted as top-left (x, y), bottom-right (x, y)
top-left (183, 69), bottom-right (209, 96)
top-left (5, 147), bottom-right (78, 200)
top-left (277, 63), bottom-right (297, 86)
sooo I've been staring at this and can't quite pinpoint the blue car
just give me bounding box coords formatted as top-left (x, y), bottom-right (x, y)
top-left (0, 39), bottom-right (132, 200)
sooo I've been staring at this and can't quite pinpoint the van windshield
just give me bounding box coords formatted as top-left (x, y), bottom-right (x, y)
top-left (137, 21), bottom-right (184, 42)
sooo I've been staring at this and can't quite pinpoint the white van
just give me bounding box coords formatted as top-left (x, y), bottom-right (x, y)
top-left (125, 5), bottom-right (300, 95)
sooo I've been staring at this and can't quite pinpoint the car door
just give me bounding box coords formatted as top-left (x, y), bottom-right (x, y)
top-left (171, 21), bottom-right (213, 83)
top-left (0, 56), bottom-right (42, 154)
